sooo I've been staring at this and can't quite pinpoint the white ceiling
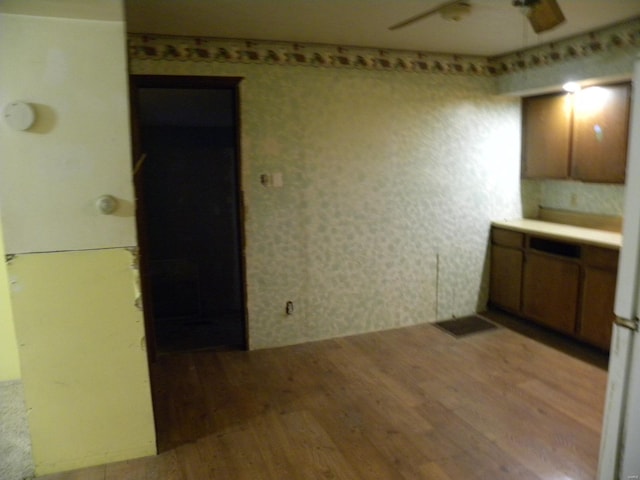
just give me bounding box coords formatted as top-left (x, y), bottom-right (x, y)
top-left (124, 0), bottom-right (640, 57)
top-left (0, 0), bottom-right (123, 21)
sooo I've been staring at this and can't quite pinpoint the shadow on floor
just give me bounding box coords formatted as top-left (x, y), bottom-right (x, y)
top-left (154, 314), bottom-right (245, 355)
top-left (481, 308), bottom-right (609, 370)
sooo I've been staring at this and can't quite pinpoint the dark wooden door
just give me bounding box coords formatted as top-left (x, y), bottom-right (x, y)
top-left (131, 76), bottom-right (246, 354)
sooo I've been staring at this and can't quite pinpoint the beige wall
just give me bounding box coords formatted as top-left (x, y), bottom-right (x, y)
top-left (130, 29), bottom-right (639, 350)
top-left (522, 179), bottom-right (625, 218)
top-left (131, 55), bottom-right (524, 349)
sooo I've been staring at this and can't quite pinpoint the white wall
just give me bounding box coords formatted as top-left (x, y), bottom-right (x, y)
top-left (0, 12), bottom-right (136, 254)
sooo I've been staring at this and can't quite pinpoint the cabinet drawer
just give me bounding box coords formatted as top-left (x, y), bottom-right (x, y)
top-left (492, 228), bottom-right (524, 248)
top-left (583, 246), bottom-right (619, 270)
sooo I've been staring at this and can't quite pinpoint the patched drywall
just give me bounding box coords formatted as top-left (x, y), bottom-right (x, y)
top-left (0, 380), bottom-right (33, 480)
top-left (8, 248), bottom-right (155, 475)
top-left (131, 51), bottom-right (523, 349)
top-left (0, 7), bottom-right (156, 476)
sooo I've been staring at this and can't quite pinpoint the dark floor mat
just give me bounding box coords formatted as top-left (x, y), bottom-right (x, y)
top-left (434, 315), bottom-right (498, 338)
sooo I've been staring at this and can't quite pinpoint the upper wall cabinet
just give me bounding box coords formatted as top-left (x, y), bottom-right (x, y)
top-left (522, 93), bottom-right (572, 179)
top-left (522, 83), bottom-right (631, 184)
top-left (571, 83), bottom-right (631, 183)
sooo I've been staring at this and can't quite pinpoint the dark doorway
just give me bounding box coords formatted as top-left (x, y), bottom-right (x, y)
top-left (130, 76), bottom-right (246, 355)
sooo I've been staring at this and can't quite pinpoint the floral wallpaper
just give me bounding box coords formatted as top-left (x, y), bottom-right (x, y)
top-left (130, 55), bottom-right (522, 349)
top-left (523, 179), bottom-right (625, 217)
top-left (494, 19), bottom-right (640, 94)
top-left (492, 17), bottom-right (640, 78)
top-left (129, 34), bottom-right (492, 75)
top-left (129, 17), bottom-right (639, 349)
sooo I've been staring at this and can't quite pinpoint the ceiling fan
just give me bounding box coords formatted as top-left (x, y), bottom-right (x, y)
top-left (388, 0), bottom-right (566, 34)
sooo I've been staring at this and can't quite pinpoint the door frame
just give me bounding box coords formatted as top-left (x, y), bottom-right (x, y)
top-left (597, 58), bottom-right (640, 479)
top-left (128, 74), bottom-right (248, 361)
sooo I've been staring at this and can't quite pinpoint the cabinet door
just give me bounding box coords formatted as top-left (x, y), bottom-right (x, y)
top-left (579, 267), bottom-right (616, 350)
top-left (522, 93), bottom-right (572, 179)
top-left (571, 83), bottom-right (630, 183)
top-left (522, 252), bottom-right (580, 335)
top-left (490, 244), bottom-right (523, 312)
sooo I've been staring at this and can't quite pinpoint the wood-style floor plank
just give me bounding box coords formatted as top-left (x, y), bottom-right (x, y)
top-left (39, 312), bottom-right (608, 479)
top-left (39, 465), bottom-right (106, 480)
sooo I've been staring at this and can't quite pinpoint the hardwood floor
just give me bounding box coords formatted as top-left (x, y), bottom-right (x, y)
top-left (40, 313), bottom-right (608, 479)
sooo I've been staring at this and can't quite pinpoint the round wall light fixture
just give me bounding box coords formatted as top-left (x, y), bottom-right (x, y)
top-left (3, 101), bottom-right (36, 131)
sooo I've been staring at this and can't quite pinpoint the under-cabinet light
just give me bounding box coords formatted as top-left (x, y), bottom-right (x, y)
top-left (563, 82), bottom-right (581, 93)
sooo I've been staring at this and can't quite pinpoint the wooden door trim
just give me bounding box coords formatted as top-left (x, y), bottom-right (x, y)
top-left (128, 74), bottom-right (249, 355)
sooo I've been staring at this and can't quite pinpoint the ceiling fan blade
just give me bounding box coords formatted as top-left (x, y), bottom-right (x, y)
top-left (527, 0), bottom-right (565, 33)
top-left (388, 0), bottom-right (467, 31)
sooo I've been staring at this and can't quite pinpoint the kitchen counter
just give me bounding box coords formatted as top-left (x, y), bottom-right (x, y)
top-left (492, 218), bottom-right (622, 250)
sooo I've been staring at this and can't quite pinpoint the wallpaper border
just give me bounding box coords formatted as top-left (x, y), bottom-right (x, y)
top-left (491, 16), bottom-right (640, 75)
top-left (128, 16), bottom-right (640, 77)
top-left (128, 34), bottom-right (491, 75)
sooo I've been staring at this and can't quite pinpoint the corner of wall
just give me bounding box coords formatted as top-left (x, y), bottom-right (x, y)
top-left (0, 221), bottom-right (21, 382)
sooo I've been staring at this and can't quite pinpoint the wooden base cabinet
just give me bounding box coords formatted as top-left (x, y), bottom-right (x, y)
top-left (577, 247), bottom-right (619, 350)
top-left (490, 227), bottom-right (618, 351)
top-left (521, 252), bottom-right (580, 335)
top-left (490, 245), bottom-right (523, 312)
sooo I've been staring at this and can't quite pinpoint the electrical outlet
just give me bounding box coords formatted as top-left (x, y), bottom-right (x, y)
top-left (286, 301), bottom-right (294, 315)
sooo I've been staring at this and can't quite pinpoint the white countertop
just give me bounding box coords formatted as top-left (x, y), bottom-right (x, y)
top-left (492, 218), bottom-right (622, 250)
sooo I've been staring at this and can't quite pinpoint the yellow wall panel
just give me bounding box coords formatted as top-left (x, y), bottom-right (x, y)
top-left (9, 248), bottom-right (155, 475)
